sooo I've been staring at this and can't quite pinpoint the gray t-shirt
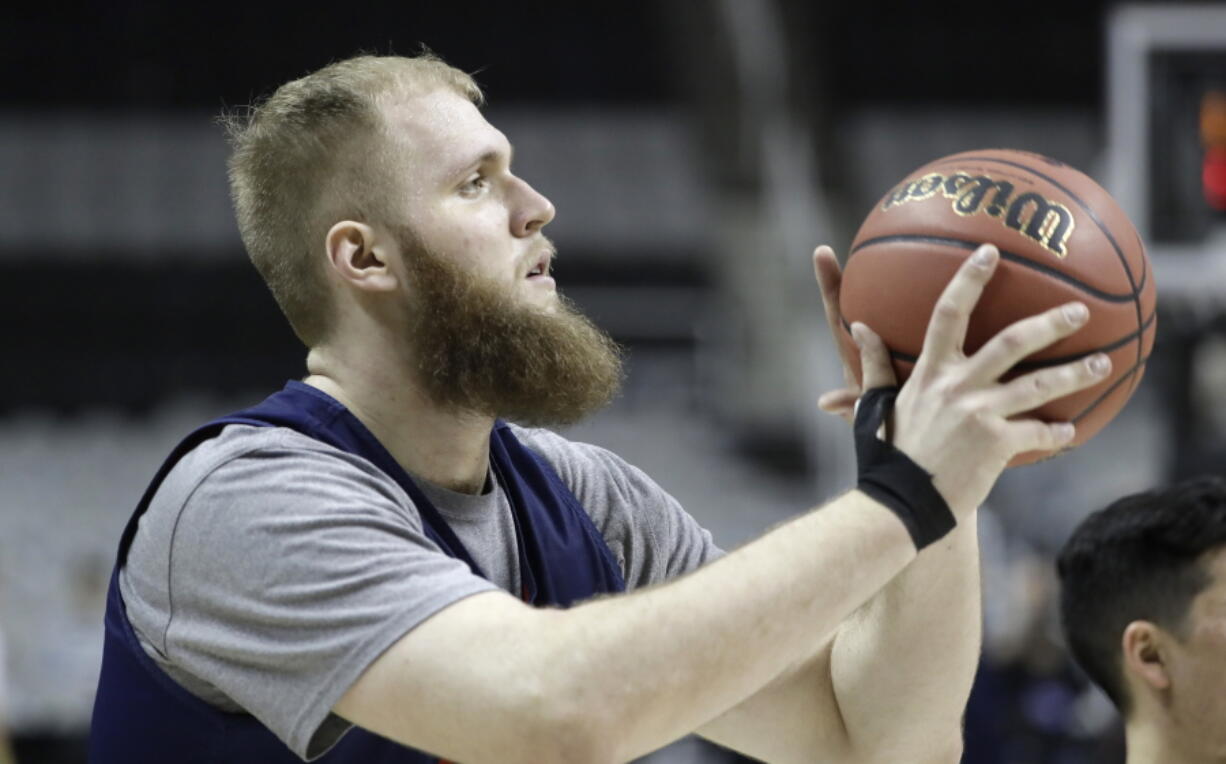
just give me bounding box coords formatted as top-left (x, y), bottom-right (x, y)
top-left (118, 422), bottom-right (722, 759)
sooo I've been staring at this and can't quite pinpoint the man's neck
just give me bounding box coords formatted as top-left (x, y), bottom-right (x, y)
top-left (302, 347), bottom-right (495, 495)
top-left (1126, 717), bottom-right (1216, 764)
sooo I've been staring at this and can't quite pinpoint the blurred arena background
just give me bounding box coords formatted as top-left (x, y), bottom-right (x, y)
top-left (2, 1), bottom-right (1225, 761)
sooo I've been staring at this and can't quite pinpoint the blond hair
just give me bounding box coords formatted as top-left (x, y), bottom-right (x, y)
top-left (221, 53), bottom-right (483, 345)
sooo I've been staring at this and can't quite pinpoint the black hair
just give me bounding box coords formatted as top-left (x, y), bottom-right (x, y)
top-left (1056, 476), bottom-right (1226, 716)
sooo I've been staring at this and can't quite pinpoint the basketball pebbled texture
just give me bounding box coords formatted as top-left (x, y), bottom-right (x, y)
top-left (838, 149), bottom-right (1157, 466)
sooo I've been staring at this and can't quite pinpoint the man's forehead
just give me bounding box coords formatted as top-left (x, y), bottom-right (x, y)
top-left (1191, 547), bottom-right (1226, 618)
top-left (384, 90), bottom-right (509, 165)
top-left (1202, 546), bottom-right (1226, 577)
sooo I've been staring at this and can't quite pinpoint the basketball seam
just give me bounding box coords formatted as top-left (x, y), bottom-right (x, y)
top-left (1127, 229), bottom-right (1151, 397)
top-left (946, 154), bottom-right (1146, 392)
top-left (839, 310), bottom-right (1156, 371)
top-left (1071, 355), bottom-right (1149, 424)
top-left (850, 234), bottom-right (1138, 302)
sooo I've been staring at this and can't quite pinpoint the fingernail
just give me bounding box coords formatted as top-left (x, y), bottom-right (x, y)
top-left (850, 322), bottom-right (865, 347)
top-left (1054, 423), bottom-right (1075, 443)
top-left (972, 245), bottom-right (996, 266)
top-left (1087, 354), bottom-right (1111, 376)
top-left (1063, 302), bottom-right (1088, 325)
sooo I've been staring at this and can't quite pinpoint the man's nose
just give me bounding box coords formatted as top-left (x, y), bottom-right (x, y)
top-left (511, 177), bottom-right (555, 237)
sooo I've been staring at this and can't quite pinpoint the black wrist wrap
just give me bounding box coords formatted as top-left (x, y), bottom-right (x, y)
top-left (854, 387), bottom-right (956, 551)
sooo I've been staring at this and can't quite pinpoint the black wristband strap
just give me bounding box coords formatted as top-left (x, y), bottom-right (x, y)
top-left (854, 387), bottom-right (956, 551)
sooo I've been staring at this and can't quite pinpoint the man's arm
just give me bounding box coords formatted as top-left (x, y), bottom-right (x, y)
top-left (830, 514), bottom-right (981, 760)
top-left (336, 490), bottom-right (917, 764)
top-left (692, 517), bottom-right (979, 764)
top-left (335, 245), bottom-right (1104, 763)
top-left (823, 243), bottom-right (984, 760)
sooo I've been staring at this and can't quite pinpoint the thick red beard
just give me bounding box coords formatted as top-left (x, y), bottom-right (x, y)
top-left (396, 230), bottom-right (624, 426)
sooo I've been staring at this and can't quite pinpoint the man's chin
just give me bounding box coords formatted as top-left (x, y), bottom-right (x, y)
top-left (522, 289), bottom-right (561, 314)
top-left (400, 245), bottom-right (622, 427)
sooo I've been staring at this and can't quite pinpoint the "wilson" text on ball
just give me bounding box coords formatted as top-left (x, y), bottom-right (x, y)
top-left (882, 171), bottom-right (1076, 258)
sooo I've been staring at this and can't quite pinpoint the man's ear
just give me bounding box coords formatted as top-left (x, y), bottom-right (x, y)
top-left (1122, 620), bottom-right (1173, 694)
top-left (325, 221), bottom-right (399, 292)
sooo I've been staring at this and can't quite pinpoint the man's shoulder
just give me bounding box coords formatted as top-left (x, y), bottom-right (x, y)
top-left (505, 423), bottom-right (620, 482)
top-left (186, 422), bottom-right (338, 460)
top-left (503, 423), bottom-right (666, 509)
top-left (152, 423), bottom-right (404, 520)
top-left (505, 423), bottom-right (586, 458)
top-left (506, 424), bottom-right (722, 586)
top-left (174, 423), bottom-right (374, 479)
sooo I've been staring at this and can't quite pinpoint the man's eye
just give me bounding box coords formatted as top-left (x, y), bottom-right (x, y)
top-left (459, 175), bottom-right (489, 197)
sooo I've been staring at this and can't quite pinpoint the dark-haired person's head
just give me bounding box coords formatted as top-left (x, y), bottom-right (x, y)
top-left (1057, 476), bottom-right (1226, 761)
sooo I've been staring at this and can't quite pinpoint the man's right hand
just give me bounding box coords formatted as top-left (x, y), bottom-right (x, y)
top-left (851, 243), bottom-right (1110, 518)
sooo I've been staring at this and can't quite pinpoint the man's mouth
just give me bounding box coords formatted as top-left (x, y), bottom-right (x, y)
top-left (525, 247), bottom-right (554, 279)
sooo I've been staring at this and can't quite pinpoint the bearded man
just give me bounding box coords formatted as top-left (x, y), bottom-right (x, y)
top-left (88, 53), bottom-right (1109, 763)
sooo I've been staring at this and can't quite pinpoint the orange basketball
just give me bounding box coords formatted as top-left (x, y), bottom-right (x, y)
top-left (838, 149), bottom-right (1157, 466)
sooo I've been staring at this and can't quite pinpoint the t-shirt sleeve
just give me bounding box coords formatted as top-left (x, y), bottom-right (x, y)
top-left (512, 427), bottom-right (725, 589)
top-left (133, 436), bottom-right (500, 759)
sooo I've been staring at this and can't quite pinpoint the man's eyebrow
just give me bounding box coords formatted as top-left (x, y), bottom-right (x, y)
top-left (448, 143), bottom-right (514, 180)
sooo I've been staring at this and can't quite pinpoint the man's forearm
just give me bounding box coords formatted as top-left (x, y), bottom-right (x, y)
top-left (336, 490), bottom-right (921, 764)
top-left (547, 490), bottom-right (917, 762)
top-left (830, 512), bottom-right (982, 761)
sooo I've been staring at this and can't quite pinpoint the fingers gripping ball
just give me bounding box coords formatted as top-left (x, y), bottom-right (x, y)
top-left (838, 149), bottom-right (1157, 465)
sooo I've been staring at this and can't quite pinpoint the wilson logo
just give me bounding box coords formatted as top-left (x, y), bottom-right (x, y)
top-left (882, 171), bottom-right (1076, 258)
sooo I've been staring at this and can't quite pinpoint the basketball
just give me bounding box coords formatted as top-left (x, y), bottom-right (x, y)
top-left (837, 149), bottom-right (1157, 465)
